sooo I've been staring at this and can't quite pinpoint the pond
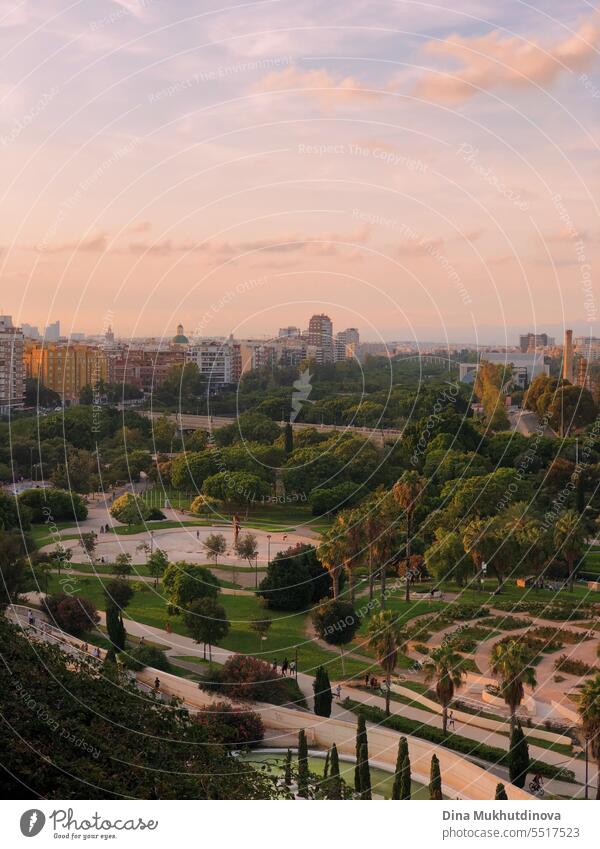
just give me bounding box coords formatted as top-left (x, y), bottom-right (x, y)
top-left (240, 749), bottom-right (437, 799)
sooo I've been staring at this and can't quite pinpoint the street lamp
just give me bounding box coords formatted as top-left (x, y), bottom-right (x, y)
top-left (584, 732), bottom-right (590, 800)
top-left (150, 530), bottom-right (154, 554)
top-left (481, 561), bottom-right (487, 592)
top-left (267, 534), bottom-right (272, 566)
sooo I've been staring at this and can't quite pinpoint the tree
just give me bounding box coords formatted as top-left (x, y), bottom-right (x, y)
top-left (183, 597), bottom-right (230, 662)
top-left (326, 743), bottom-right (342, 799)
top-left (190, 494), bottom-right (220, 516)
top-left (429, 754), bottom-right (442, 799)
top-left (578, 674), bottom-right (600, 800)
top-left (42, 594), bottom-right (99, 637)
top-left (354, 714), bottom-right (371, 799)
top-left (495, 782), bottom-right (508, 800)
top-left (0, 531), bottom-right (29, 609)
top-left (313, 666), bottom-right (333, 718)
top-left (392, 736), bottom-right (411, 800)
top-left (152, 416), bottom-right (177, 453)
top-left (312, 599), bottom-right (360, 674)
top-left (545, 385), bottom-right (597, 435)
top-left (284, 422), bottom-right (294, 454)
top-left (162, 562), bottom-right (220, 609)
top-left (490, 639), bottom-right (537, 727)
top-left (79, 531), bottom-right (97, 563)
top-left (146, 548), bottom-right (168, 588)
top-left (297, 729), bottom-right (309, 798)
top-left (367, 609), bottom-right (407, 715)
top-left (235, 532), bottom-right (258, 568)
top-left (393, 471), bottom-right (427, 601)
top-left (114, 552), bottom-right (133, 577)
top-left (203, 533), bottom-right (227, 565)
top-left (249, 616), bottom-right (272, 648)
top-left (508, 721), bottom-right (529, 788)
top-left (171, 451), bottom-right (216, 491)
top-left (103, 579), bottom-right (134, 651)
top-left (423, 645), bottom-right (468, 734)
top-left (284, 749), bottom-right (292, 786)
top-left (425, 528), bottom-right (474, 586)
top-left (110, 493), bottom-right (151, 526)
top-left (202, 471), bottom-right (271, 507)
top-left (554, 509), bottom-right (586, 591)
top-left (18, 488), bottom-right (87, 523)
top-left (259, 544), bottom-right (331, 610)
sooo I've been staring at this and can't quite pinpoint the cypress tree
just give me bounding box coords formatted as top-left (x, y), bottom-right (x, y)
top-left (327, 743), bottom-right (342, 800)
top-left (323, 747), bottom-right (330, 779)
top-left (509, 721), bottom-right (529, 788)
top-left (429, 754), bottom-right (442, 800)
top-left (313, 666), bottom-right (333, 717)
top-left (297, 729), bottom-right (309, 798)
top-left (285, 422), bottom-right (294, 454)
top-left (355, 714), bottom-right (366, 793)
top-left (495, 782), bottom-right (508, 800)
top-left (284, 749), bottom-right (292, 786)
top-left (106, 603), bottom-right (126, 651)
top-left (400, 740), bottom-right (412, 799)
top-left (392, 736), bottom-right (407, 799)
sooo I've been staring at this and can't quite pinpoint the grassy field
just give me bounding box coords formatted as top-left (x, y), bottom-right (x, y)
top-left (43, 573), bottom-right (378, 681)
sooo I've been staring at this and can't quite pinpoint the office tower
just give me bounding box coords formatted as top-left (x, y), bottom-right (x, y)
top-left (519, 332), bottom-right (554, 353)
top-left (563, 329), bottom-right (574, 383)
top-left (308, 313), bottom-right (333, 363)
top-left (44, 320), bottom-right (60, 341)
top-left (0, 315), bottom-right (25, 414)
top-left (335, 327), bottom-right (360, 361)
top-left (278, 326), bottom-right (301, 338)
top-left (21, 323), bottom-right (41, 340)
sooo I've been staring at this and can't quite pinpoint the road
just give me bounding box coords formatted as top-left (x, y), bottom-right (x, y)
top-left (508, 408), bottom-right (556, 438)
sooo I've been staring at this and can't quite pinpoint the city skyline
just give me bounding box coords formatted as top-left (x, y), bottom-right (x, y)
top-left (0, 1), bottom-right (598, 343)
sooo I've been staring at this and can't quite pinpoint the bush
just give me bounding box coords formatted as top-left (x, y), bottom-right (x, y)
top-left (43, 593), bottom-right (100, 637)
top-left (190, 495), bottom-right (220, 516)
top-left (200, 654), bottom-right (305, 707)
top-left (110, 493), bottom-right (151, 525)
top-left (120, 645), bottom-right (172, 672)
top-left (554, 654), bottom-right (597, 676)
top-left (147, 508), bottom-right (166, 521)
top-left (195, 701), bottom-right (264, 748)
top-left (18, 488), bottom-right (88, 524)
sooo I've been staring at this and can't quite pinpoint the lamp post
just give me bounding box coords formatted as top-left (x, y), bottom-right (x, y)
top-left (295, 647), bottom-right (298, 682)
top-left (585, 733), bottom-right (590, 800)
top-left (150, 530), bottom-right (154, 555)
top-left (267, 534), bottom-right (272, 566)
top-left (481, 561), bottom-right (487, 593)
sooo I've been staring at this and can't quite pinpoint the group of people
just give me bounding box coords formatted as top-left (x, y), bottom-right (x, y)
top-left (272, 657), bottom-right (296, 676)
top-left (365, 672), bottom-right (390, 696)
top-left (99, 524), bottom-right (112, 534)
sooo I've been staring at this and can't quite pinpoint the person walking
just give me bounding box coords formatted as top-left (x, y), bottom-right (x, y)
top-left (281, 657), bottom-right (289, 676)
top-left (335, 684), bottom-right (342, 700)
top-left (448, 710), bottom-right (455, 731)
top-left (154, 677), bottom-right (160, 692)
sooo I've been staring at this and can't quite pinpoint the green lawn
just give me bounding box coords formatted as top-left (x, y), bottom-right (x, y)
top-left (43, 574), bottom-right (377, 681)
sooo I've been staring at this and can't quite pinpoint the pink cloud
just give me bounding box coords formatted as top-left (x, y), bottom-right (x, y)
top-left (254, 66), bottom-right (381, 110)
top-left (413, 17), bottom-right (600, 103)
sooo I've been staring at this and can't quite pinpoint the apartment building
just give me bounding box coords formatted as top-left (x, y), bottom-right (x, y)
top-left (0, 315), bottom-right (25, 414)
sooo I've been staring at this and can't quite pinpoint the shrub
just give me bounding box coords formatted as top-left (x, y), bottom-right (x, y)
top-left (18, 488), bottom-right (88, 524)
top-left (42, 593), bottom-right (100, 637)
top-left (258, 544), bottom-right (333, 610)
top-left (120, 646), bottom-right (172, 672)
top-left (554, 655), bottom-right (597, 676)
top-left (110, 493), bottom-right (151, 526)
top-left (195, 701), bottom-right (264, 748)
top-left (200, 654), bottom-right (305, 707)
top-left (190, 495), bottom-right (220, 516)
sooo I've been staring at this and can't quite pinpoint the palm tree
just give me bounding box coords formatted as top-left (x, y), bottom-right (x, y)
top-left (490, 639), bottom-right (537, 727)
top-left (393, 471), bottom-right (426, 601)
top-left (462, 517), bottom-right (494, 592)
top-left (423, 645), bottom-right (468, 734)
top-left (335, 508), bottom-right (364, 605)
top-left (578, 674), bottom-right (600, 799)
top-left (318, 526), bottom-right (344, 599)
top-left (554, 509), bottom-right (586, 591)
top-left (367, 609), bottom-right (407, 715)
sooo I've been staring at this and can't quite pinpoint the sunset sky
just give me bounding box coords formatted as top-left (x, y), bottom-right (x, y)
top-left (1, 0), bottom-right (598, 344)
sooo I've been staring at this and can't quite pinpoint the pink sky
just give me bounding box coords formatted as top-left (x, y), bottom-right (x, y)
top-left (0, 1), bottom-right (598, 343)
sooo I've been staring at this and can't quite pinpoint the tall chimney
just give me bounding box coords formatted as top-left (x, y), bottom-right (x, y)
top-left (563, 329), bottom-right (573, 383)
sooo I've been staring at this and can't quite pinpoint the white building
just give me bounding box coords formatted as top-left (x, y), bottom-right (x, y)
top-left (186, 337), bottom-right (241, 388)
top-left (459, 352), bottom-right (550, 389)
top-left (0, 315), bottom-right (25, 414)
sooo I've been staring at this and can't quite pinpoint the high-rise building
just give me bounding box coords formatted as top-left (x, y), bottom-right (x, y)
top-left (574, 335), bottom-right (600, 363)
top-left (0, 315), bottom-right (25, 414)
top-left (519, 332), bottom-right (554, 353)
top-left (106, 346), bottom-right (184, 393)
top-left (563, 329), bottom-right (574, 383)
top-left (278, 326), bottom-right (301, 338)
top-left (334, 327), bottom-right (360, 361)
top-left (44, 320), bottom-right (60, 341)
top-left (21, 323), bottom-right (41, 340)
top-left (308, 313), bottom-right (333, 363)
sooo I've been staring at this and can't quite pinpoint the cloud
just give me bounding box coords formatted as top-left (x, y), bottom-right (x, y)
top-left (413, 16), bottom-right (600, 103)
top-left (253, 66), bottom-right (381, 110)
top-left (126, 225), bottom-right (371, 259)
top-left (34, 232), bottom-right (109, 254)
top-left (127, 220), bottom-right (152, 234)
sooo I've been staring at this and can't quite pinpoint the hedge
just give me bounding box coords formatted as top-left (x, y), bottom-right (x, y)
top-left (342, 700), bottom-right (576, 783)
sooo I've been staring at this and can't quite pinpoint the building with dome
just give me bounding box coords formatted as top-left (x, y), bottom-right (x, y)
top-left (172, 323), bottom-right (189, 345)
